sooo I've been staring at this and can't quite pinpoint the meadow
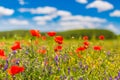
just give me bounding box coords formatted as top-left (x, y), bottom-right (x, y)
top-left (0, 29), bottom-right (120, 80)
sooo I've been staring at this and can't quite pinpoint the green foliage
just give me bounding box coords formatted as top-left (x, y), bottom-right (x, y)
top-left (57, 29), bottom-right (117, 39)
top-left (0, 29), bottom-right (117, 39)
top-left (0, 30), bottom-right (30, 39)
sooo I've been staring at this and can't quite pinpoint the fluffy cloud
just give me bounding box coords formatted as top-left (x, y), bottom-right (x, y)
top-left (33, 15), bottom-right (56, 21)
top-left (0, 6), bottom-right (14, 16)
top-left (18, 0), bottom-right (27, 5)
top-left (36, 21), bottom-right (47, 25)
top-left (31, 6), bottom-right (106, 28)
top-left (19, 6), bottom-right (72, 17)
top-left (8, 19), bottom-right (29, 26)
top-left (57, 15), bottom-right (106, 30)
top-left (106, 24), bottom-right (119, 33)
top-left (32, 9), bottom-right (72, 25)
top-left (110, 10), bottom-right (120, 17)
top-left (57, 10), bottom-right (72, 17)
top-left (33, 14), bottom-right (57, 25)
top-left (19, 6), bottom-right (57, 14)
top-left (58, 21), bottom-right (95, 30)
top-left (60, 15), bottom-right (107, 23)
top-left (57, 22), bottom-right (84, 31)
top-left (76, 0), bottom-right (88, 4)
top-left (0, 18), bottom-right (32, 31)
top-left (86, 1), bottom-right (114, 12)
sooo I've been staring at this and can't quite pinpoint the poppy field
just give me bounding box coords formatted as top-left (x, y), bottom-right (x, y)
top-left (0, 30), bottom-right (120, 80)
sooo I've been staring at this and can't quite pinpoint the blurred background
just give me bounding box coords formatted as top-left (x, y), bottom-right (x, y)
top-left (0, 0), bottom-right (120, 39)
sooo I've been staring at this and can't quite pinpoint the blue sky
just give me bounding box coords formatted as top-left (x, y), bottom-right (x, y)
top-left (0, 0), bottom-right (120, 34)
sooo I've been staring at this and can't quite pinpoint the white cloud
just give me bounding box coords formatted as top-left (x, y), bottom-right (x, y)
top-left (76, 0), bottom-right (88, 4)
top-left (32, 10), bottom-right (106, 27)
top-left (19, 6), bottom-right (57, 14)
top-left (19, 6), bottom-right (72, 18)
top-left (86, 1), bottom-right (114, 12)
top-left (54, 15), bottom-right (107, 30)
top-left (33, 14), bottom-right (57, 25)
top-left (32, 9), bottom-right (72, 25)
top-left (61, 15), bottom-right (107, 23)
top-left (30, 6), bottom-right (107, 30)
top-left (59, 21), bottom-right (93, 29)
top-left (106, 24), bottom-right (118, 33)
top-left (8, 19), bottom-right (29, 26)
top-left (36, 21), bottom-right (47, 25)
top-left (110, 10), bottom-right (120, 17)
top-left (18, 0), bottom-right (27, 5)
top-left (33, 14), bottom-right (56, 21)
top-left (58, 20), bottom-right (101, 30)
top-left (57, 10), bottom-right (72, 17)
top-left (0, 19), bottom-right (32, 31)
top-left (0, 6), bottom-right (14, 16)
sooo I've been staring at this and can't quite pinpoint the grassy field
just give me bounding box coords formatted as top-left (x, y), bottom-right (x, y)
top-left (0, 30), bottom-right (120, 80)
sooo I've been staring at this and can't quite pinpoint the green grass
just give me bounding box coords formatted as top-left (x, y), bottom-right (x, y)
top-left (0, 34), bottom-right (120, 80)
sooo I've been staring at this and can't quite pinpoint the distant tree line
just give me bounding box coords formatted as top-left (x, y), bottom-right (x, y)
top-left (57, 29), bottom-right (117, 39)
top-left (0, 29), bottom-right (117, 39)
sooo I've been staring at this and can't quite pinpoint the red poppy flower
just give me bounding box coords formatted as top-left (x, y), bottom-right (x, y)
top-left (76, 46), bottom-right (85, 53)
top-left (83, 36), bottom-right (88, 40)
top-left (0, 49), bottom-right (7, 60)
top-left (83, 45), bottom-right (88, 49)
top-left (47, 31), bottom-right (56, 37)
top-left (54, 45), bottom-right (62, 52)
top-left (30, 29), bottom-right (41, 37)
top-left (93, 46), bottom-right (102, 51)
top-left (11, 41), bottom-right (21, 51)
top-left (83, 41), bottom-right (89, 46)
top-left (41, 36), bottom-right (47, 40)
top-left (83, 41), bottom-right (89, 49)
top-left (8, 65), bottom-right (24, 76)
top-left (54, 36), bottom-right (63, 44)
top-left (99, 35), bottom-right (105, 40)
top-left (37, 47), bottom-right (47, 55)
top-left (37, 49), bottom-right (47, 54)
